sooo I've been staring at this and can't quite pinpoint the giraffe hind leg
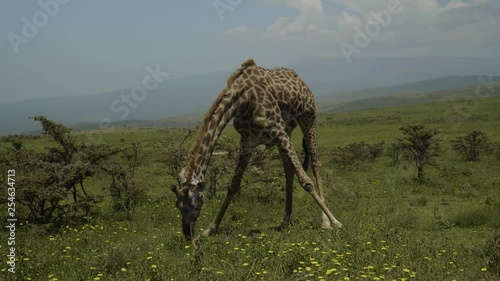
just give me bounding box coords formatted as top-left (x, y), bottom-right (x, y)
top-left (279, 147), bottom-right (294, 228)
top-left (302, 116), bottom-right (342, 229)
top-left (275, 129), bottom-right (342, 229)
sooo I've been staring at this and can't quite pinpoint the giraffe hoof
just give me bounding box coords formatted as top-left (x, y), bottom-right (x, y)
top-left (202, 224), bottom-right (218, 236)
top-left (321, 222), bottom-right (333, 230)
top-left (332, 221), bottom-right (343, 229)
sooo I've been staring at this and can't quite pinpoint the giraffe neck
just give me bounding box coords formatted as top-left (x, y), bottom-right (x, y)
top-left (182, 87), bottom-right (242, 186)
top-left (181, 59), bottom-right (255, 186)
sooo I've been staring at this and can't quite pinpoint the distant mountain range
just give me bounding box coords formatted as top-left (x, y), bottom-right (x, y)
top-left (316, 75), bottom-right (500, 110)
top-left (1, 56), bottom-right (499, 135)
top-left (323, 84), bottom-right (500, 113)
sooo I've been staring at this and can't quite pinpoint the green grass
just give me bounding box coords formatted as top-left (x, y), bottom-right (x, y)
top-left (1, 97), bottom-right (500, 280)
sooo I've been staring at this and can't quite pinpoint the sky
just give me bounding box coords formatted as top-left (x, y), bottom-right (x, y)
top-left (0, 0), bottom-right (499, 103)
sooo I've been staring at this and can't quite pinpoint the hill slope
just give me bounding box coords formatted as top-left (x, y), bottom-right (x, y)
top-left (321, 83), bottom-right (500, 113)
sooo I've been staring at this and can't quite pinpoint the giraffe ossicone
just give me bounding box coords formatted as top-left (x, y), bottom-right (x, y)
top-left (171, 58), bottom-right (342, 240)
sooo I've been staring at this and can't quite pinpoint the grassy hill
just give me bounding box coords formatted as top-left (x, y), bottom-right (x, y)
top-left (318, 83), bottom-right (500, 113)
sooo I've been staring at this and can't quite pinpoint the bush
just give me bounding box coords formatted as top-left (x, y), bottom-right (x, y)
top-left (331, 141), bottom-right (384, 170)
top-left (105, 143), bottom-right (146, 220)
top-left (451, 130), bottom-right (491, 161)
top-left (387, 142), bottom-right (402, 167)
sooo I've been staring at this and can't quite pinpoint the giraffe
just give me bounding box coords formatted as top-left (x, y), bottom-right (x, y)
top-left (171, 59), bottom-right (342, 240)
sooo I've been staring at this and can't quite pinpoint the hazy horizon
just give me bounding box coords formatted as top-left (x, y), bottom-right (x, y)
top-left (2, 0), bottom-right (500, 103)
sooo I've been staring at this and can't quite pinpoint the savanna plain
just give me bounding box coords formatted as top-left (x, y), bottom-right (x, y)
top-left (1, 96), bottom-right (499, 281)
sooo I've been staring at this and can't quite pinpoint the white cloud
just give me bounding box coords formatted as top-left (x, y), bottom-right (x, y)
top-left (223, 25), bottom-right (251, 38)
top-left (337, 11), bottom-right (363, 39)
top-left (334, 0), bottom-right (390, 14)
top-left (263, 0), bottom-right (323, 15)
top-left (221, 0), bottom-right (500, 60)
top-left (441, 0), bottom-right (490, 11)
top-left (260, 0), bottom-right (327, 39)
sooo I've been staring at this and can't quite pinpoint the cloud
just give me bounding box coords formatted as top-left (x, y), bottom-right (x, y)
top-left (222, 25), bottom-right (251, 38)
top-left (221, 0), bottom-right (500, 60)
top-left (262, 0), bottom-right (323, 15)
top-left (441, 0), bottom-right (490, 11)
top-left (260, 0), bottom-right (328, 39)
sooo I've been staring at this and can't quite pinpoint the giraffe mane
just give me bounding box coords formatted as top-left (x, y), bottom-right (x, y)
top-left (227, 58), bottom-right (255, 85)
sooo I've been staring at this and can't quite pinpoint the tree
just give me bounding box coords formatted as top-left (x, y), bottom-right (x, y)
top-left (451, 130), bottom-right (490, 161)
top-left (32, 115), bottom-right (82, 202)
top-left (104, 143), bottom-right (145, 220)
top-left (399, 124), bottom-right (440, 182)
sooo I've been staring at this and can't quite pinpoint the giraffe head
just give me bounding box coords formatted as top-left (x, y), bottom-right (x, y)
top-left (171, 179), bottom-right (205, 240)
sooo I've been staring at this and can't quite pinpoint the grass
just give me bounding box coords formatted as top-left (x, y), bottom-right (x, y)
top-left (1, 96), bottom-right (500, 280)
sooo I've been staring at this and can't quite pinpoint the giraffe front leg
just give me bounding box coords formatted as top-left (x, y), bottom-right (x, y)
top-left (202, 140), bottom-right (254, 236)
top-left (201, 180), bottom-right (241, 237)
top-left (201, 177), bottom-right (241, 236)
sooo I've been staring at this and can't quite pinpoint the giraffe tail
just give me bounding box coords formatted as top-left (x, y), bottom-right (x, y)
top-left (302, 137), bottom-right (310, 172)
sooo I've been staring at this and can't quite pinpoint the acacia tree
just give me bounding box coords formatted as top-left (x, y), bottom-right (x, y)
top-left (451, 130), bottom-right (490, 161)
top-left (399, 124), bottom-right (440, 182)
top-left (32, 115), bottom-right (82, 202)
top-left (10, 116), bottom-right (116, 225)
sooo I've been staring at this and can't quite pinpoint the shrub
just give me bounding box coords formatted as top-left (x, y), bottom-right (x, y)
top-left (331, 141), bottom-right (384, 170)
top-left (451, 130), bottom-right (491, 161)
top-left (388, 142), bottom-right (402, 167)
top-left (105, 143), bottom-right (146, 220)
top-left (366, 141), bottom-right (385, 162)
